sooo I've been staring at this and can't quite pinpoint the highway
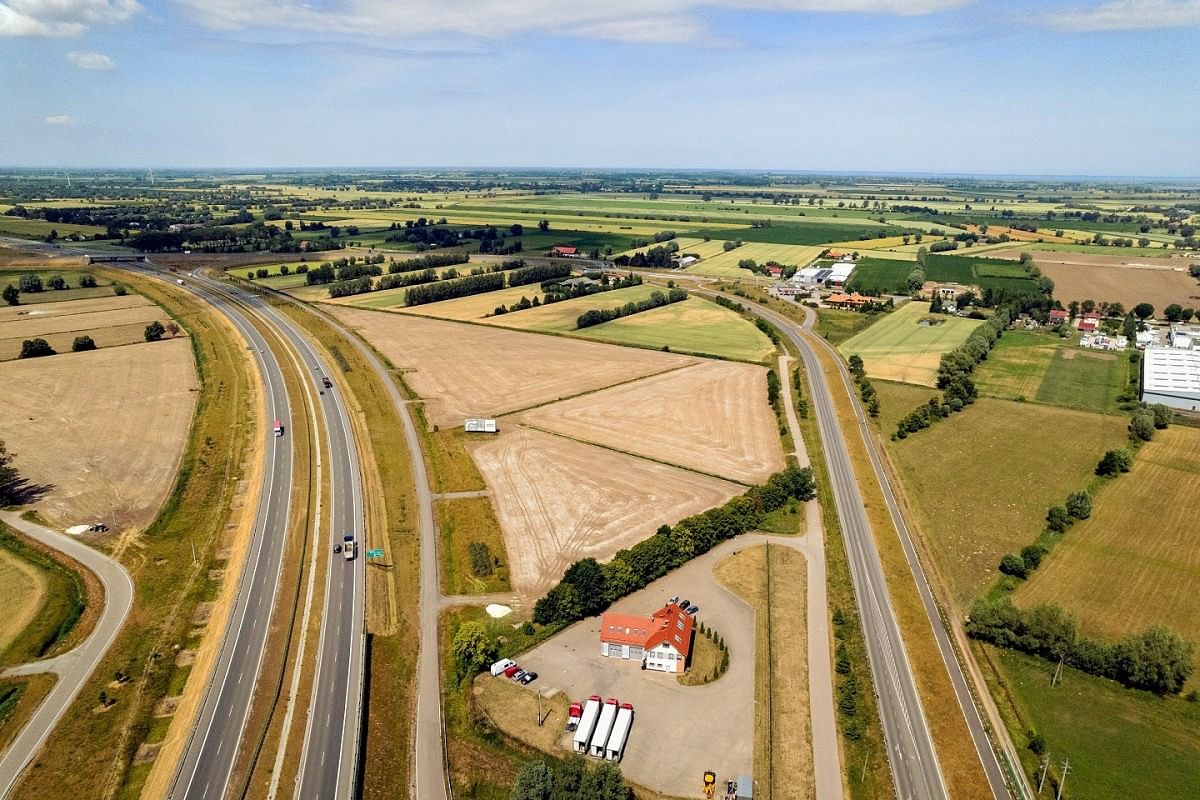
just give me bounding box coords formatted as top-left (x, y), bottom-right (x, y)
top-left (151, 265), bottom-right (365, 800)
top-left (0, 513), bottom-right (134, 799)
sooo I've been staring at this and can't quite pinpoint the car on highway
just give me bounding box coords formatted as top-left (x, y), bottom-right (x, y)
top-left (342, 532), bottom-right (355, 560)
top-left (334, 544), bottom-right (342, 554)
top-left (322, 376), bottom-right (333, 388)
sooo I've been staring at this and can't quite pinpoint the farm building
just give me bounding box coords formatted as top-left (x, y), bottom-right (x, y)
top-left (826, 292), bottom-right (870, 309)
top-left (673, 255), bottom-right (699, 268)
top-left (1141, 347), bottom-right (1200, 411)
top-left (793, 266), bottom-right (831, 286)
top-left (1048, 309), bottom-right (1069, 325)
top-left (828, 259), bottom-right (856, 287)
top-left (464, 418), bottom-right (498, 433)
top-left (551, 245), bottom-right (579, 257)
top-left (1078, 318), bottom-right (1099, 333)
top-left (599, 602), bottom-right (694, 673)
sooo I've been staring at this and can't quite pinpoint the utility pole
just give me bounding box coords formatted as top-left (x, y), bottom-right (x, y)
top-left (1037, 754), bottom-right (1050, 793)
top-left (190, 538), bottom-right (197, 565)
top-left (1056, 758), bottom-right (1070, 800)
top-left (536, 690), bottom-right (544, 726)
top-left (1051, 655), bottom-right (1064, 687)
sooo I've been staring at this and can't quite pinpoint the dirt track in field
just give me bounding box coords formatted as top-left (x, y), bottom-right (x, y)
top-left (0, 338), bottom-right (199, 530)
top-left (520, 361), bottom-right (784, 484)
top-left (470, 427), bottom-right (742, 594)
top-left (328, 306), bottom-right (696, 426)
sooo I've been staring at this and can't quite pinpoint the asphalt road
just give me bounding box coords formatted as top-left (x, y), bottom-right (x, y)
top-left (709, 293), bottom-right (952, 800)
top-left (141, 264), bottom-right (366, 800)
top-left (160, 269), bottom-right (297, 800)
top-left (0, 513), bottom-right (135, 799)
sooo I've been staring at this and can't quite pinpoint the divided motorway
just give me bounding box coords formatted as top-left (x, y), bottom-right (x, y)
top-left (142, 266), bottom-right (365, 800)
top-left (706, 292), bottom-right (1010, 800)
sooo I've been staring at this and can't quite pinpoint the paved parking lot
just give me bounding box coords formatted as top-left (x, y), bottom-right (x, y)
top-left (519, 538), bottom-right (760, 798)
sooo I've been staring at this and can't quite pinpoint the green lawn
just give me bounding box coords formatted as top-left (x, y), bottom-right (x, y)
top-left (574, 295), bottom-right (777, 362)
top-left (973, 330), bottom-right (1059, 401)
top-left (990, 648), bottom-right (1200, 800)
top-left (1034, 348), bottom-right (1132, 414)
top-left (839, 301), bottom-right (983, 386)
top-left (0, 217), bottom-right (106, 240)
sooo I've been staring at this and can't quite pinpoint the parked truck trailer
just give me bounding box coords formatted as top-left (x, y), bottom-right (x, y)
top-left (604, 703), bottom-right (633, 761)
top-left (589, 698), bottom-right (619, 758)
top-left (572, 696), bottom-right (602, 754)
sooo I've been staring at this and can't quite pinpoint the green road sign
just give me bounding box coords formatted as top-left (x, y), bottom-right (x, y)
top-left (366, 548), bottom-right (384, 559)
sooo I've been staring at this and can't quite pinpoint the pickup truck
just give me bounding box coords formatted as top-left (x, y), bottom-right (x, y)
top-left (343, 532), bottom-right (355, 561)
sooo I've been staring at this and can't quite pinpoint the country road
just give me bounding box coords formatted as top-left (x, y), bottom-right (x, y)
top-left (718, 291), bottom-right (1012, 800)
top-left (0, 513), bottom-right (134, 799)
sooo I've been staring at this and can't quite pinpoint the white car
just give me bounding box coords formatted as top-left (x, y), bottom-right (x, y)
top-left (490, 658), bottom-right (516, 677)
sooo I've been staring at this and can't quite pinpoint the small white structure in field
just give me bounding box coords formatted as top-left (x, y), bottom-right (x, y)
top-left (464, 418), bottom-right (498, 433)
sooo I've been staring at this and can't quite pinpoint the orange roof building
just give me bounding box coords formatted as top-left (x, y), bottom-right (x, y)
top-left (826, 292), bottom-right (870, 308)
top-left (599, 603), bottom-right (694, 673)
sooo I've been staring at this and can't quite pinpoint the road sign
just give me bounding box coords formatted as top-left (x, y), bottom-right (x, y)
top-left (366, 548), bottom-right (384, 559)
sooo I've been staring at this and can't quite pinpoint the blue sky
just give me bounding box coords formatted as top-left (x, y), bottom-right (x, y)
top-left (2, 0), bottom-right (1198, 175)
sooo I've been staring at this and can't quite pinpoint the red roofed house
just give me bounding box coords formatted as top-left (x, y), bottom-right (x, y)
top-left (764, 263), bottom-right (783, 278)
top-left (599, 603), bottom-right (694, 673)
top-left (1079, 318), bottom-right (1099, 333)
top-left (1049, 309), bottom-right (1068, 324)
top-left (826, 292), bottom-right (870, 309)
top-left (550, 245), bottom-right (578, 257)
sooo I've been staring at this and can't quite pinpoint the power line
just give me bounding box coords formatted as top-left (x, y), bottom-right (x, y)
top-left (1056, 758), bottom-right (1070, 800)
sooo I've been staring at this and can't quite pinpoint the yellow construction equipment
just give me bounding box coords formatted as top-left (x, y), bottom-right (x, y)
top-left (703, 771), bottom-right (717, 797)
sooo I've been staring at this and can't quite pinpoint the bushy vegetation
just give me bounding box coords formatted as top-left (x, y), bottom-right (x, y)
top-left (507, 263), bottom-right (572, 287)
top-left (966, 598), bottom-right (1193, 695)
top-left (509, 756), bottom-right (631, 800)
top-left (532, 466), bottom-right (816, 626)
top-left (18, 338), bottom-right (55, 358)
top-left (405, 272), bottom-right (506, 306)
top-left (575, 288), bottom-right (687, 329)
top-left (847, 354), bottom-right (879, 417)
top-left (328, 276), bottom-right (374, 298)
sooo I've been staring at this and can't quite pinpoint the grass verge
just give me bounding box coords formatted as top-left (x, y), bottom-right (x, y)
top-left (0, 523), bottom-right (90, 666)
top-left (437, 497), bottom-right (511, 595)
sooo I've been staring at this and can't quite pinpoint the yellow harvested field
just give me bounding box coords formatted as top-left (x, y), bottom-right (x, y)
top-left (520, 361), bottom-right (784, 483)
top-left (0, 321), bottom-right (177, 361)
top-left (1016, 426), bottom-right (1200, 645)
top-left (0, 293), bottom-right (150, 323)
top-left (830, 235), bottom-right (934, 250)
top-left (615, 237), bottom-right (706, 258)
top-left (0, 548), bottom-right (47, 657)
top-left (964, 225), bottom-right (1083, 244)
top-left (328, 307), bottom-right (695, 426)
top-left (687, 243), bottom-right (824, 278)
top-left (470, 427), bottom-right (742, 593)
top-left (0, 339), bottom-right (199, 529)
top-left (0, 304), bottom-right (165, 340)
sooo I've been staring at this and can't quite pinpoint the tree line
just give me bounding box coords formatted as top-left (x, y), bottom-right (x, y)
top-left (847, 355), bottom-right (879, 417)
top-left (4, 272), bottom-right (98, 305)
top-left (492, 274), bottom-right (644, 316)
top-left (894, 305), bottom-right (1015, 439)
top-left (575, 288), bottom-right (687, 329)
top-left (532, 466), bottom-right (816, 627)
top-left (510, 756), bottom-right (630, 800)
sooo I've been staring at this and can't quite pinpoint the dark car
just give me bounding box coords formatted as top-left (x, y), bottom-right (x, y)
top-left (322, 376), bottom-right (333, 388)
top-left (686, 605), bottom-right (699, 615)
top-left (678, 599), bottom-right (690, 609)
top-left (512, 669), bottom-right (527, 681)
top-left (334, 543), bottom-right (342, 553)
top-left (520, 672), bottom-right (538, 685)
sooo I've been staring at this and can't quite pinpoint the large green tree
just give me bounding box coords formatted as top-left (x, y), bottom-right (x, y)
top-left (451, 621), bottom-right (496, 680)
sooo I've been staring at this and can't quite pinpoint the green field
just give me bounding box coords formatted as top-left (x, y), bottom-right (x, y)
top-left (812, 307), bottom-right (885, 344)
top-left (0, 217), bottom-right (106, 240)
top-left (989, 648), bottom-right (1200, 800)
top-left (688, 221), bottom-right (912, 246)
top-left (575, 295), bottom-right (776, 362)
top-left (838, 301), bottom-right (983, 386)
top-left (486, 284), bottom-right (661, 332)
top-left (875, 386), bottom-right (1128, 604)
top-left (1016, 425), bottom-right (1200, 647)
top-left (973, 330), bottom-right (1133, 414)
top-left (0, 269), bottom-right (118, 304)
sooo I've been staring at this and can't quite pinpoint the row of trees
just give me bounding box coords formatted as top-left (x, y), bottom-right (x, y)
top-left (966, 598), bottom-right (1193, 695)
top-left (4, 273), bottom-right (98, 305)
top-left (540, 272), bottom-right (641, 305)
top-left (575, 288), bottom-right (687, 329)
top-left (508, 263), bottom-right (572, 288)
top-left (405, 272), bottom-right (505, 306)
top-left (847, 355), bottom-right (879, 417)
top-left (18, 320), bottom-right (174, 358)
top-left (510, 757), bottom-right (630, 800)
top-left (387, 252), bottom-right (470, 274)
top-left (612, 243), bottom-right (678, 269)
top-left (532, 466), bottom-right (816, 627)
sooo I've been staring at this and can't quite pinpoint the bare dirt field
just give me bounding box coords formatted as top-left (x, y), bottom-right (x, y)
top-left (0, 300), bottom-right (171, 360)
top-left (470, 427), bottom-right (741, 594)
top-left (329, 307), bottom-right (696, 426)
top-left (0, 338), bottom-right (199, 529)
top-left (520, 361), bottom-right (784, 484)
top-left (989, 248), bottom-right (1200, 308)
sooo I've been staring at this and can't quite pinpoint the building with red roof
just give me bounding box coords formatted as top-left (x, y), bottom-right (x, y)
top-left (1049, 309), bottom-right (1069, 324)
top-left (599, 602), bottom-right (694, 673)
top-left (550, 245), bottom-right (578, 257)
top-left (1079, 318), bottom-right (1098, 333)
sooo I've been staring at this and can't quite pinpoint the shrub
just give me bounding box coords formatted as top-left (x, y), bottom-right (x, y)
top-left (17, 273), bottom-right (42, 293)
top-left (1129, 412), bottom-right (1156, 442)
top-left (144, 321), bottom-right (166, 342)
top-left (1046, 505), bottom-right (1071, 533)
top-left (1096, 448), bottom-right (1133, 475)
top-left (1065, 490), bottom-right (1092, 520)
top-left (468, 542), bottom-right (494, 577)
top-left (79, 274), bottom-right (97, 288)
top-left (19, 338), bottom-right (55, 358)
top-left (999, 553), bottom-right (1029, 579)
top-left (71, 335), bottom-right (96, 352)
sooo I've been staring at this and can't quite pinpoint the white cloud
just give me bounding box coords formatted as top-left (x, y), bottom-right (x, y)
top-left (1055, 0), bottom-right (1200, 30)
top-left (173, 0), bottom-right (970, 43)
top-left (0, 0), bottom-right (140, 37)
top-left (45, 114), bottom-right (77, 125)
top-left (67, 49), bottom-right (115, 69)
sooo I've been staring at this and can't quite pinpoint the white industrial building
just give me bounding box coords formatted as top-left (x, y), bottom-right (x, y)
top-left (1141, 347), bottom-right (1200, 411)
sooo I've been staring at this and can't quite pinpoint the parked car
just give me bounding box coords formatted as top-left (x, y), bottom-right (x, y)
top-left (678, 599), bottom-right (690, 609)
top-left (512, 669), bottom-right (527, 681)
top-left (503, 664), bottom-right (521, 678)
top-left (668, 595), bottom-right (679, 605)
top-left (686, 604), bottom-right (699, 615)
top-left (520, 672), bottom-right (538, 685)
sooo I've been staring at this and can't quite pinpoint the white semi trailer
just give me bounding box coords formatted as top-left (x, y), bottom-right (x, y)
top-left (589, 698), bottom-right (619, 758)
top-left (605, 703), bottom-right (634, 761)
top-left (572, 696), bottom-right (601, 754)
